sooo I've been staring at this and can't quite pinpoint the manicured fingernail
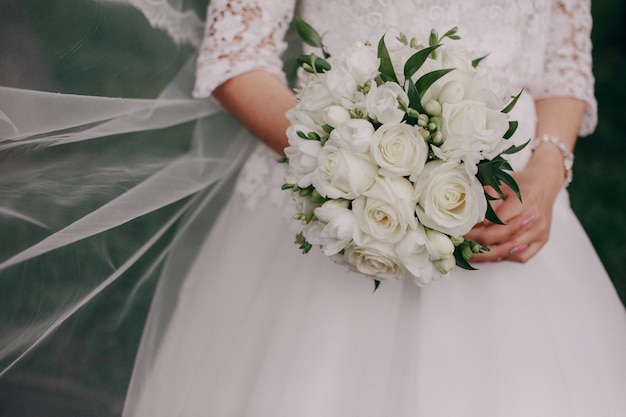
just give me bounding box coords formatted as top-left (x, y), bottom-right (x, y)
top-left (520, 215), bottom-right (535, 228)
top-left (509, 245), bottom-right (528, 255)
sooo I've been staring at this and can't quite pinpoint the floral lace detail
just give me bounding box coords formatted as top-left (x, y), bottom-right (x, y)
top-left (233, 143), bottom-right (295, 219)
top-left (125, 0), bottom-right (205, 46)
top-left (537, 0), bottom-right (596, 135)
top-left (192, 0), bottom-right (295, 97)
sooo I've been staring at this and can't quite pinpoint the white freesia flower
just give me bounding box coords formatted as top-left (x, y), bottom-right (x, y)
top-left (313, 201), bottom-right (355, 255)
top-left (313, 140), bottom-right (378, 199)
top-left (414, 160), bottom-right (487, 237)
top-left (370, 123), bottom-right (428, 180)
top-left (365, 82), bottom-right (409, 124)
top-left (352, 176), bottom-right (417, 244)
top-left (329, 119), bottom-right (376, 154)
top-left (284, 124), bottom-right (322, 187)
top-left (396, 227), bottom-right (443, 286)
top-left (343, 240), bottom-right (407, 281)
top-left (343, 41), bottom-right (380, 85)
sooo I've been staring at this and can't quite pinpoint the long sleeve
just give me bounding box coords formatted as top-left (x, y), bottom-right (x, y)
top-left (534, 0), bottom-right (597, 136)
top-left (192, 0), bottom-right (296, 98)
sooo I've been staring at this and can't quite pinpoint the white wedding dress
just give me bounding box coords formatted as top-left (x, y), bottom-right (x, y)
top-left (118, 1), bottom-right (626, 416)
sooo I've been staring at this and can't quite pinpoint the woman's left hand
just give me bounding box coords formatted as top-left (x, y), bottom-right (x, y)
top-left (464, 145), bottom-right (566, 263)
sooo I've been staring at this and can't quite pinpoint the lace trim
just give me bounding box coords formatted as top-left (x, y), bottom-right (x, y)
top-left (126, 0), bottom-right (205, 47)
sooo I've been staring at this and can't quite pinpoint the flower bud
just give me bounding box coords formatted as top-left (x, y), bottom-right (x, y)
top-left (324, 105), bottom-right (351, 126)
top-left (450, 236), bottom-right (465, 246)
top-left (434, 254), bottom-right (456, 274)
top-left (423, 100), bottom-right (442, 116)
top-left (431, 131), bottom-right (444, 145)
top-left (462, 244), bottom-right (473, 260)
top-left (321, 198), bottom-right (351, 209)
top-left (426, 229), bottom-right (455, 257)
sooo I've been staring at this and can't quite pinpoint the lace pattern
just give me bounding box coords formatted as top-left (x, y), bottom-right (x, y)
top-left (192, 0), bottom-right (295, 97)
top-left (123, 0), bottom-right (205, 46)
top-left (195, 0), bottom-right (597, 213)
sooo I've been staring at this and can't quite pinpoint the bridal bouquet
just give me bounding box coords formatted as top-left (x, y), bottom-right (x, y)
top-left (281, 19), bottom-right (525, 287)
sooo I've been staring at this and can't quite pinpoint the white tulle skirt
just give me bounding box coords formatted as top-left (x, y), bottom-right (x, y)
top-left (124, 95), bottom-right (626, 417)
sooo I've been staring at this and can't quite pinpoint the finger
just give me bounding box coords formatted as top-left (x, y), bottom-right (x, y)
top-left (465, 213), bottom-right (534, 246)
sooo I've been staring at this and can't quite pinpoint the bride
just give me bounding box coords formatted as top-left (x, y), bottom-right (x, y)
top-left (1, 0), bottom-right (626, 416)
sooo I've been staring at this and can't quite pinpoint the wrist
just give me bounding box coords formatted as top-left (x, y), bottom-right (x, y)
top-left (530, 134), bottom-right (574, 188)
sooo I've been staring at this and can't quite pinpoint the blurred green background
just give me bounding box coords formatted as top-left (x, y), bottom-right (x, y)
top-left (0, 0), bottom-right (624, 415)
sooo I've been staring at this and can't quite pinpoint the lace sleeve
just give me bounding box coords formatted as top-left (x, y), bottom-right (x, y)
top-left (534, 0), bottom-right (597, 136)
top-left (192, 0), bottom-right (296, 98)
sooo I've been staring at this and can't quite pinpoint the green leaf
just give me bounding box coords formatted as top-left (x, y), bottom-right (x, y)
top-left (471, 54), bottom-right (489, 68)
top-left (484, 199), bottom-right (505, 225)
top-left (442, 26), bottom-right (459, 40)
top-left (295, 17), bottom-right (325, 48)
top-left (501, 89), bottom-right (523, 114)
top-left (403, 45), bottom-right (440, 81)
top-left (373, 279), bottom-right (381, 292)
top-left (502, 139), bottom-right (530, 155)
top-left (498, 170), bottom-right (522, 201)
top-left (406, 78), bottom-right (424, 113)
top-left (454, 246), bottom-right (477, 270)
top-left (377, 35), bottom-right (399, 84)
top-left (503, 120), bottom-right (518, 139)
top-left (415, 69), bottom-right (454, 100)
top-left (297, 54), bottom-right (331, 73)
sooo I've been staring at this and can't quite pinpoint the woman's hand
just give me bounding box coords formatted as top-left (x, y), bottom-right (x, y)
top-left (465, 143), bottom-right (567, 263)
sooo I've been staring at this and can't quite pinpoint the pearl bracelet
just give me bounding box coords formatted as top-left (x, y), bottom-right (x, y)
top-left (531, 134), bottom-right (574, 187)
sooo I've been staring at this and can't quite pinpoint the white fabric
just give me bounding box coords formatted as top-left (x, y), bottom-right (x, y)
top-left (121, 1), bottom-right (626, 416)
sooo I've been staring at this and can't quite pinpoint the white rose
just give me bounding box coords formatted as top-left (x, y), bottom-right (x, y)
top-left (324, 105), bottom-right (351, 127)
top-left (284, 124), bottom-right (323, 187)
top-left (438, 80), bottom-right (465, 105)
top-left (424, 228), bottom-right (455, 259)
top-left (343, 41), bottom-right (380, 85)
top-left (365, 82), bottom-right (409, 125)
top-left (352, 176), bottom-right (417, 244)
top-left (438, 99), bottom-right (510, 163)
top-left (324, 63), bottom-right (358, 101)
top-left (329, 119), bottom-right (375, 154)
top-left (343, 240), bottom-right (407, 281)
top-left (396, 227), bottom-right (442, 286)
top-left (313, 140), bottom-right (378, 199)
top-left (370, 123), bottom-right (428, 180)
top-left (414, 160), bottom-right (487, 237)
top-left (440, 45), bottom-right (475, 71)
top-left (297, 76), bottom-right (336, 125)
top-left (313, 201), bottom-right (355, 255)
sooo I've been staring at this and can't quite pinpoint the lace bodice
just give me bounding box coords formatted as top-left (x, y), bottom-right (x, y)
top-left (192, 0), bottom-right (596, 211)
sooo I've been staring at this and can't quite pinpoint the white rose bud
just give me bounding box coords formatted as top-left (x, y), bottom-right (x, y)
top-left (324, 105), bottom-right (352, 127)
top-left (438, 80), bottom-right (465, 104)
top-left (425, 228), bottom-right (455, 259)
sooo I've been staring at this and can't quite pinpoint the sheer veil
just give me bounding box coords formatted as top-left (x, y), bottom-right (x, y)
top-left (0, 0), bottom-right (269, 411)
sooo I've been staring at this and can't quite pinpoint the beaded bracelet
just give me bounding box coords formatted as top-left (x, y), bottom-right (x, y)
top-left (530, 134), bottom-right (574, 187)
